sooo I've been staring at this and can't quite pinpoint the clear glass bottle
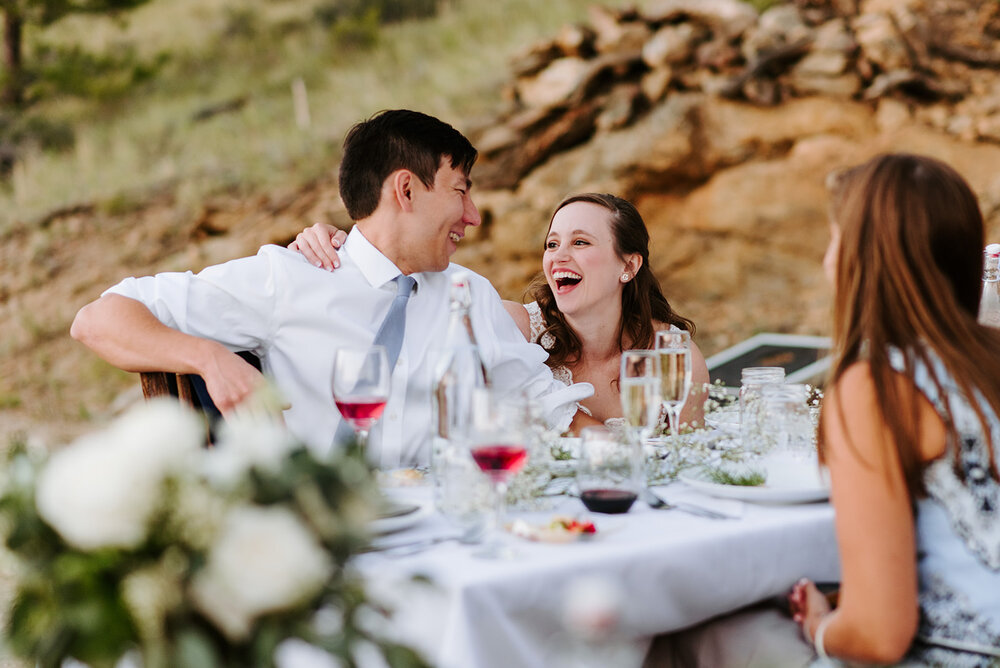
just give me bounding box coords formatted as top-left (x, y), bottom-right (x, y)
top-left (433, 273), bottom-right (489, 440)
top-left (739, 367), bottom-right (785, 453)
top-left (979, 244), bottom-right (1000, 328)
top-left (431, 273), bottom-right (491, 542)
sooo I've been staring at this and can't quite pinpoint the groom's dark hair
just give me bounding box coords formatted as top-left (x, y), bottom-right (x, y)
top-left (339, 109), bottom-right (478, 220)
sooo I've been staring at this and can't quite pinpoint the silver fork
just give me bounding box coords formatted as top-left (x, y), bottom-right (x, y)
top-left (641, 488), bottom-right (737, 520)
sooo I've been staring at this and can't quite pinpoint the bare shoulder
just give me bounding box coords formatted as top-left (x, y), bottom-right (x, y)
top-left (502, 300), bottom-right (531, 341)
top-left (824, 361), bottom-right (945, 464)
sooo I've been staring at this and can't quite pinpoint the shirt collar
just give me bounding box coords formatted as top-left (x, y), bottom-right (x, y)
top-left (344, 226), bottom-right (425, 293)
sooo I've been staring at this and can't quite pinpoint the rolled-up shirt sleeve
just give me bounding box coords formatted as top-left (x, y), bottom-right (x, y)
top-left (101, 251), bottom-right (280, 354)
top-left (466, 274), bottom-right (593, 433)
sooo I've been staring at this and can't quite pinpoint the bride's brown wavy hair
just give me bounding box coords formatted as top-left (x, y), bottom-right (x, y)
top-left (526, 193), bottom-right (694, 369)
top-left (822, 153), bottom-right (1000, 498)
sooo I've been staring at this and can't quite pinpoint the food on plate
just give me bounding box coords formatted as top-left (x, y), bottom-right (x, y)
top-left (508, 515), bottom-right (597, 543)
top-left (376, 468), bottom-right (426, 487)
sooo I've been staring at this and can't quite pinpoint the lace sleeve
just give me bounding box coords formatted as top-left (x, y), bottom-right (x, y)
top-left (523, 301), bottom-right (551, 348)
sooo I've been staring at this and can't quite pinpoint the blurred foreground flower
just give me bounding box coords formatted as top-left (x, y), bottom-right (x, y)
top-left (0, 395), bottom-right (430, 668)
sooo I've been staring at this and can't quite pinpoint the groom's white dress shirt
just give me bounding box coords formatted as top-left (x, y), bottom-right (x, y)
top-left (104, 227), bottom-right (592, 468)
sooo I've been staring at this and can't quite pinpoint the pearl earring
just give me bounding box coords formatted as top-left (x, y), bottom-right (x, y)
top-left (620, 272), bottom-right (630, 282)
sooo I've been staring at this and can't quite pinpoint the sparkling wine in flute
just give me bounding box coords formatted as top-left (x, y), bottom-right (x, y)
top-left (621, 377), bottom-right (661, 432)
top-left (659, 347), bottom-right (692, 408)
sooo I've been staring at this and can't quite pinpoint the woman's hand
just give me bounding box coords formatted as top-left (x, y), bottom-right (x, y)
top-left (288, 223), bottom-right (347, 270)
top-left (789, 578), bottom-right (833, 643)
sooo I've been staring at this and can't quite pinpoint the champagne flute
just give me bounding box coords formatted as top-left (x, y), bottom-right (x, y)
top-left (655, 330), bottom-right (693, 449)
top-left (619, 350), bottom-right (662, 449)
top-left (332, 346), bottom-right (390, 450)
top-left (466, 389), bottom-right (530, 559)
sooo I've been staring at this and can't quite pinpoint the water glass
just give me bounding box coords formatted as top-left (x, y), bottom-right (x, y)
top-left (576, 426), bottom-right (641, 514)
top-left (432, 437), bottom-right (490, 542)
top-left (739, 366), bottom-right (785, 453)
top-left (761, 383), bottom-right (814, 456)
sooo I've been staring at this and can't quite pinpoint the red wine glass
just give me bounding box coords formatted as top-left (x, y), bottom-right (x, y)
top-left (466, 389), bottom-right (530, 559)
top-left (577, 425), bottom-right (641, 514)
top-left (332, 346), bottom-right (390, 451)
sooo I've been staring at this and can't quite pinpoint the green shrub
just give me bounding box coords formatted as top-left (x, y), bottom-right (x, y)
top-left (330, 8), bottom-right (382, 50)
top-left (315, 0), bottom-right (441, 28)
top-left (0, 111), bottom-right (74, 153)
top-left (28, 42), bottom-right (168, 101)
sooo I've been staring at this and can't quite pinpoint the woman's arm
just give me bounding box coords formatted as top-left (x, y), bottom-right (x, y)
top-left (288, 223), bottom-right (348, 270)
top-left (502, 300), bottom-right (531, 341)
top-left (681, 340), bottom-right (710, 427)
top-left (796, 362), bottom-right (944, 664)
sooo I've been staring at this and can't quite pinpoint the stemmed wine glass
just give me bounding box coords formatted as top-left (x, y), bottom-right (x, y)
top-left (619, 350), bottom-right (662, 449)
top-left (655, 330), bottom-right (692, 449)
top-left (332, 346), bottom-right (390, 450)
top-left (466, 388), bottom-right (530, 559)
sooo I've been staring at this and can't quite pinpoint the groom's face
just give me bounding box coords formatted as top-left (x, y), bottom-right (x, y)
top-left (405, 159), bottom-right (481, 273)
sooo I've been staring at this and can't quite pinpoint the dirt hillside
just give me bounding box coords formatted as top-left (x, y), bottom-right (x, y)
top-left (4, 0), bottom-right (1000, 447)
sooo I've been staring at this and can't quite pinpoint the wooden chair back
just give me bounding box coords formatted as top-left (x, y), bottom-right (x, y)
top-left (138, 352), bottom-right (262, 443)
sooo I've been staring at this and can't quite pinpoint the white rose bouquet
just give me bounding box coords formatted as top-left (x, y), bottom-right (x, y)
top-left (0, 399), bottom-right (430, 668)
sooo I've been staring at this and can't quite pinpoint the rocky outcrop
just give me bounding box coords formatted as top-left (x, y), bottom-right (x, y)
top-left (472, 0), bottom-right (1000, 190)
top-left (455, 0), bottom-right (1000, 355)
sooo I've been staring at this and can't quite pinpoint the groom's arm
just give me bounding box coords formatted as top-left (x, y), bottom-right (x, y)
top-left (72, 294), bottom-right (264, 415)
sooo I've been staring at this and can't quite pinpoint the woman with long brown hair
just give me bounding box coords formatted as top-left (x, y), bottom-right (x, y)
top-left (790, 153), bottom-right (1000, 664)
top-left (502, 193), bottom-right (709, 426)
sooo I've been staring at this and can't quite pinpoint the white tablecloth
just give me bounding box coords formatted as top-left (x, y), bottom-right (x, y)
top-left (352, 483), bottom-right (840, 668)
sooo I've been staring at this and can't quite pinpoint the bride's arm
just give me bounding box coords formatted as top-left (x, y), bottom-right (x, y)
top-left (288, 222), bottom-right (348, 270)
top-left (502, 300), bottom-right (531, 341)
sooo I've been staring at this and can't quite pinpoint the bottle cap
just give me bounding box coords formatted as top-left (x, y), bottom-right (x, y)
top-left (987, 244), bottom-right (1000, 258)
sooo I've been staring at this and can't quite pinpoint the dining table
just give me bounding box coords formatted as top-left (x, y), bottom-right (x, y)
top-left (351, 473), bottom-right (841, 668)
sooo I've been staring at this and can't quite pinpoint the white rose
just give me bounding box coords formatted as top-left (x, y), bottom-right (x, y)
top-left (107, 398), bottom-right (204, 470)
top-left (203, 413), bottom-right (297, 486)
top-left (191, 505), bottom-right (333, 640)
top-left (35, 400), bottom-right (202, 551)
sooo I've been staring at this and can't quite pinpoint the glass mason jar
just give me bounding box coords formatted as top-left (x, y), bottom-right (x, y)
top-left (739, 367), bottom-right (786, 452)
top-left (761, 383), bottom-right (813, 456)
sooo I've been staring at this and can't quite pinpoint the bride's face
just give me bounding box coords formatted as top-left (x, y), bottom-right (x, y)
top-left (543, 202), bottom-right (633, 317)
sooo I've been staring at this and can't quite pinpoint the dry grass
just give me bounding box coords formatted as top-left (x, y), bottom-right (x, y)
top-left (3, 0), bottom-right (667, 232)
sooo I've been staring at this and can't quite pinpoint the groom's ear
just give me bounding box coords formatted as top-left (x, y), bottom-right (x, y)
top-left (391, 170), bottom-right (416, 213)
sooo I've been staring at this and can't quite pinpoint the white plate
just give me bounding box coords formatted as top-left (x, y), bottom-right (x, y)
top-left (369, 500), bottom-right (433, 535)
top-left (680, 462), bottom-right (829, 504)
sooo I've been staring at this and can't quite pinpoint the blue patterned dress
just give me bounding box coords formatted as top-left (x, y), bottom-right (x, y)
top-left (889, 349), bottom-right (1000, 666)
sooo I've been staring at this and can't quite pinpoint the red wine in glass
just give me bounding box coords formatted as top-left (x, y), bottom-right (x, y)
top-left (471, 444), bottom-right (528, 481)
top-left (335, 396), bottom-right (387, 431)
top-left (580, 488), bottom-right (637, 514)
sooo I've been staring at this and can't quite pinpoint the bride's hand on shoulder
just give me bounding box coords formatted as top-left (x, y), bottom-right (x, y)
top-left (288, 222), bottom-right (347, 271)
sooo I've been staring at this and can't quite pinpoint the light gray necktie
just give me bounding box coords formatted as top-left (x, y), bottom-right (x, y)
top-left (373, 275), bottom-right (416, 371)
top-left (334, 275), bottom-right (416, 446)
